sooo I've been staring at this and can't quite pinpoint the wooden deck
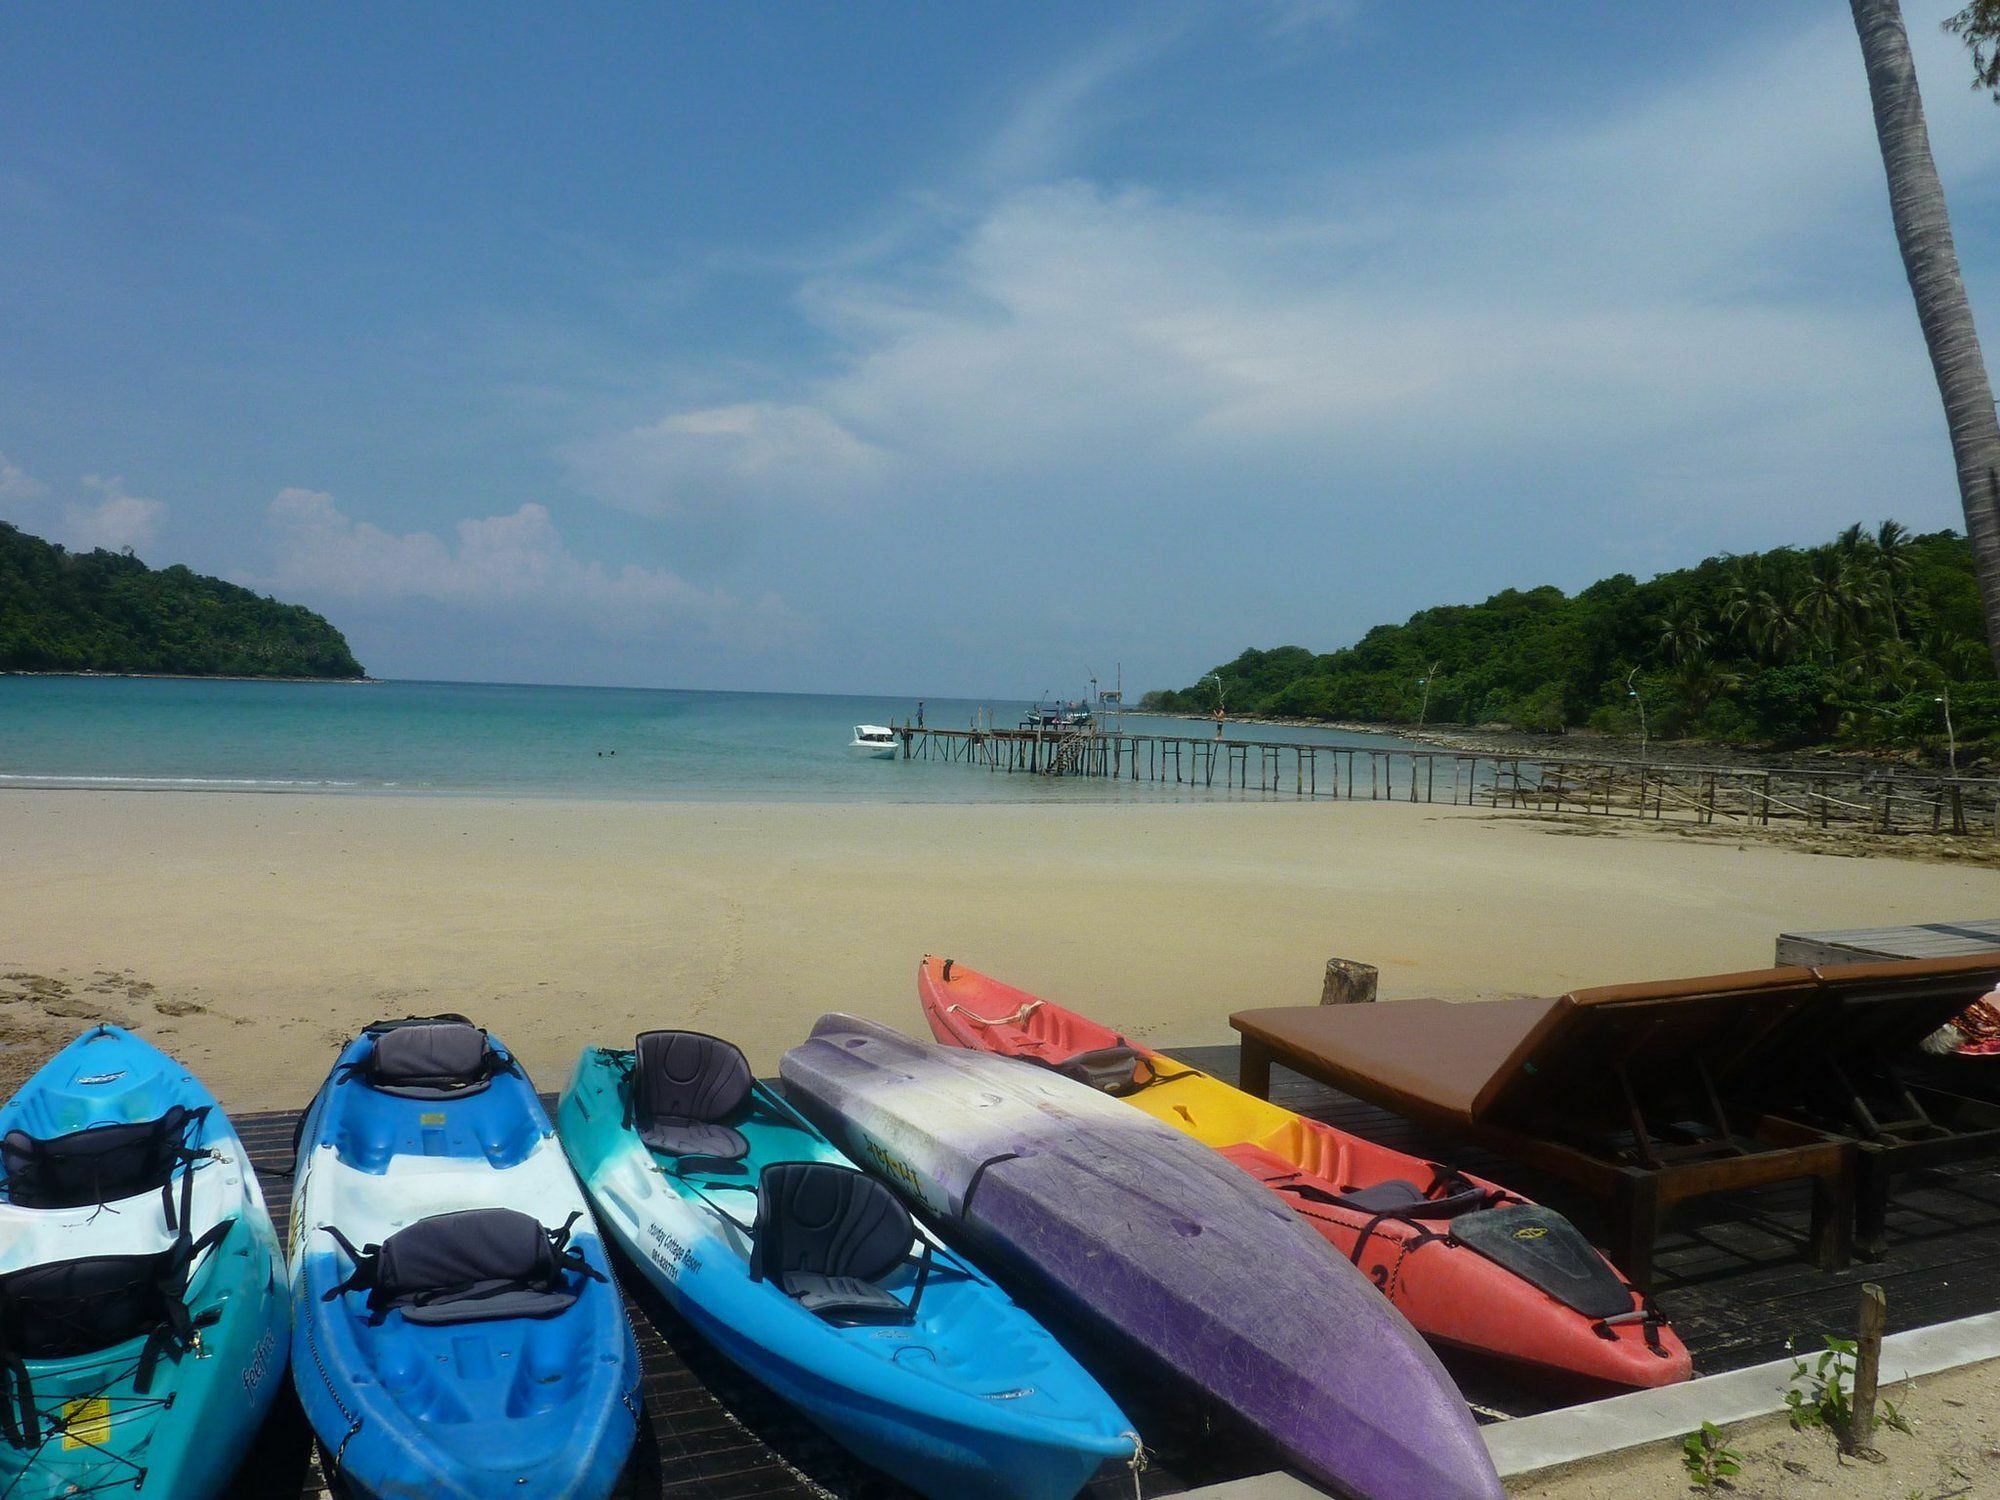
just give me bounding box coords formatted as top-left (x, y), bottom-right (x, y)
top-left (227, 1047), bottom-right (2000, 1498)
top-left (1776, 917), bottom-right (2000, 965)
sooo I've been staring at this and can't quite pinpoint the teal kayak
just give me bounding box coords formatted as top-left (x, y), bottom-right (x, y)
top-left (0, 1025), bottom-right (290, 1498)
top-left (557, 1031), bottom-right (1137, 1500)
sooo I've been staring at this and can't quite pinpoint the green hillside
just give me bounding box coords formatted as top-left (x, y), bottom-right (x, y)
top-left (1144, 523), bottom-right (1998, 754)
top-left (0, 521), bottom-right (364, 678)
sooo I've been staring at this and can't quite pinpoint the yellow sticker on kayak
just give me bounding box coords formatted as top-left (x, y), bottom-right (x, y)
top-left (60, 1396), bottom-right (111, 1450)
top-left (420, 1112), bottom-right (447, 1127)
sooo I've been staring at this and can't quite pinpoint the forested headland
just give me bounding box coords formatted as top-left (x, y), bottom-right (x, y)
top-left (0, 521), bottom-right (365, 679)
top-left (1144, 523), bottom-right (1997, 758)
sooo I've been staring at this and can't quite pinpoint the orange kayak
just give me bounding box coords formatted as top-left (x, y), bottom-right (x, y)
top-left (919, 956), bottom-right (1691, 1389)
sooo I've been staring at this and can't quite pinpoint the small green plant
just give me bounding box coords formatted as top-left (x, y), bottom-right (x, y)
top-left (1680, 1421), bottom-right (1743, 1490)
top-left (1784, 1335), bottom-right (1857, 1435)
top-left (1881, 1396), bottom-right (1912, 1436)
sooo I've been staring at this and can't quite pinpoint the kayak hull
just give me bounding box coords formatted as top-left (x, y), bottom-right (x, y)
top-left (919, 958), bottom-right (1691, 1389)
top-left (781, 1014), bottom-right (1505, 1500)
top-left (557, 1044), bottom-right (1134, 1500)
top-left (0, 1026), bottom-right (290, 1499)
top-left (289, 1026), bottom-right (640, 1500)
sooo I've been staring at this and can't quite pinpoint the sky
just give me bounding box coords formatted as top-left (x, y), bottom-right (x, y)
top-left (3, 1), bottom-right (1999, 698)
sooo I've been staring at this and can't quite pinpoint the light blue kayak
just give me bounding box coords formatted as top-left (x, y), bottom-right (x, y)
top-left (0, 1025), bottom-right (289, 1498)
top-left (557, 1031), bottom-right (1138, 1500)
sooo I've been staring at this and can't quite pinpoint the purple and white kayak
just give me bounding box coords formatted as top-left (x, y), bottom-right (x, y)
top-left (780, 1015), bottom-right (1503, 1500)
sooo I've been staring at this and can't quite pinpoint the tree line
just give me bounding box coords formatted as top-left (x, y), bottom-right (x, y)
top-left (1143, 523), bottom-right (1998, 758)
top-left (0, 522), bottom-right (365, 679)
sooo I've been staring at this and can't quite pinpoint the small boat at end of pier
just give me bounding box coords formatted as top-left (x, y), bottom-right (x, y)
top-left (850, 724), bottom-right (899, 759)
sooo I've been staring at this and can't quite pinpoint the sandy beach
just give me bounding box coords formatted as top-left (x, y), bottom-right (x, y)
top-left (4, 789), bottom-right (1998, 1110)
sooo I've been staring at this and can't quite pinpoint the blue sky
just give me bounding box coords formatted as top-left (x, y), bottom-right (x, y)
top-left (3, 1), bottom-right (1998, 697)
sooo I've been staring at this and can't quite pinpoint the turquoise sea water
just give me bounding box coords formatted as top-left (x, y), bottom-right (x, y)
top-left (0, 677), bottom-right (1428, 802)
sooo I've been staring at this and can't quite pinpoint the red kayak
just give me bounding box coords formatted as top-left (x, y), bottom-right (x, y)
top-left (919, 956), bottom-right (1691, 1389)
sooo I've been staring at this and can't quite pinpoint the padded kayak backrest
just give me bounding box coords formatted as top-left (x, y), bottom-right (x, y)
top-left (1051, 1045), bottom-right (1148, 1096)
top-left (326, 1207), bottom-right (596, 1326)
top-left (1332, 1179), bottom-right (1489, 1220)
top-left (0, 1240), bottom-right (196, 1359)
top-left (2, 1105), bottom-right (203, 1209)
top-left (634, 1031), bottom-right (752, 1125)
top-left (363, 1020), bottom-right (503, 1100)
top-left (749, 1162), bottom-right (912, 1286)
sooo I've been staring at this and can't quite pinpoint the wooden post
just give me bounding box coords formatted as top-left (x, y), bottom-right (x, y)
top-left (1321, 958), bottom-right (1379, 1006)
top-left (1847, 1282), bottom-right (1887, 1454)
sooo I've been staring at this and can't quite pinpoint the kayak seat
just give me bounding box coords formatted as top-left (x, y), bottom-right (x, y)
top-left (632, 1031), bottom-right (752, 1170)
top-left (1331, 1179), bottom-right (1490, 1220)
top-left (0, 1241), bottom-right (201, 1359)
top-left (0, 1229), bottom-right (223, 1447)
top-left (750, 1162), bottom-right (916, 1325)
top-left (322, 1207), bottom-right (603, 1326)
top-left (2, 1104), bottom-right (205, 1209)
top-left (1052, 1046), bottom-right (1148, 1096)
top-left (359, 1019), bottom-right (510, 1101)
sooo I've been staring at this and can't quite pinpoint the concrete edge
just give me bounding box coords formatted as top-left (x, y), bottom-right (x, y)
top-left (1481, 1306), bottom-right (2000, 1478)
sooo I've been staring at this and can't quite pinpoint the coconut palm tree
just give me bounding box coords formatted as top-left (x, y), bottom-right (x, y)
top-left (1671, 655), bottom-right (1743, 720)
top-left (1657, 601), bottom-right (1712, 664)
top-left (1797, 548), bottom-right (1866, 654)
top-left (1850, 0), bottom-right (2000, 673)
top-left (1746, 590), bottom-right (1806, 663)
top-left (1874, 518), bottom-right (1917, 640)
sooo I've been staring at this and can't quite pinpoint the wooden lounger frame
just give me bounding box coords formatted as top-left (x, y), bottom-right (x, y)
top-left (1234, 1024), bottom-right (1850, 1288)
top-left (1235, 955), bottom-right (2000, 1283)
top-left (1738, 956), bottom-right (2000, 1258)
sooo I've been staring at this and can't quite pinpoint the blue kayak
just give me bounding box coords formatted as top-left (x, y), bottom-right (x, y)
top-left (0, 1025), bottom-right (289, 1498)
top-left (290, 1016), bottom-right (641, 1500)
top-left (557, 1030), bottom-right (1139, 1500)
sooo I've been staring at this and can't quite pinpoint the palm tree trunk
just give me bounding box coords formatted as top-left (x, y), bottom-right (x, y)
top-left (1851, 0), bottom-right (2000, 672)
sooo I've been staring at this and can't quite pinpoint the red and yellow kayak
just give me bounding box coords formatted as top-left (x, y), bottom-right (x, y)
top-left (918, 956), bottom-right (1691, 1389)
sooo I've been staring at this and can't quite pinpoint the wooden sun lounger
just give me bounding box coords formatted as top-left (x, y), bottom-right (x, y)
top-left (1231, 969), bottom-right (1856, 1286)
top-left (1735, 953), bottom-right (2000, 1258)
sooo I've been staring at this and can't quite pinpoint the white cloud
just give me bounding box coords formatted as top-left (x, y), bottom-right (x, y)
top-left (62, 475), bottom-right (167, 553)
top-left (565, 402), bottom-right (888, 521)
top-left (261, 488), bottom-right (803, 648)
top-left (0, 459), bottom-right (167, 553)
top-left (568, 3), bottom-right (2000, 564)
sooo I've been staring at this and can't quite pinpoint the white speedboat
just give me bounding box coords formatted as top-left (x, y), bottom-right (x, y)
top-left (850, 723), bottom-right (899, 759)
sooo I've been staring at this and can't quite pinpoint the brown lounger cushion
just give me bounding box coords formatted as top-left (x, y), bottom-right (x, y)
top-left (1232, 956), bottom-right (2000, 1133)
top-left (1232, 996), bottom-right (1561, 1126)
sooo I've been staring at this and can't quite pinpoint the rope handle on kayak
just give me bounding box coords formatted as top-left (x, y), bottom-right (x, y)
top-left (1592, 1302), bottom-right (1672, 1356)
top-left (943, 999), bottom-right (1044, 1028)
top-left (1123, 1430), bottom-right (1148, 1499)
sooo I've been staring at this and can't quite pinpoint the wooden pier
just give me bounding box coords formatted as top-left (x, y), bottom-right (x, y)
top-left (893, 722), bottom-right (2000, 836)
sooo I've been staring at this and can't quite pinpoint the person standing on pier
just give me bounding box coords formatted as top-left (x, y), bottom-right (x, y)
top-left (917, 700), bottom-right (925, 728)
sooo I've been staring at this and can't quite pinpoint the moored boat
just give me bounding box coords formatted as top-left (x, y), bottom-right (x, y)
top-left (289, 1016), bottom-right (640, 1500)
top-left (781, 1013), bottom-right (1505, 1500)
top-left (849, 724), bottom-right (899, 758)
top-left (557, 1030), bottom-right (1137, 1500)
top-left (0, 1025), bottom-right (289, 1499)
top-left (918, 957), bottom-right (1691, 1389)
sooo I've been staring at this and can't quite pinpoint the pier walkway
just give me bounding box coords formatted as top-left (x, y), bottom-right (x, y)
top-left (894, 722), bottom-right (2000, 837)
